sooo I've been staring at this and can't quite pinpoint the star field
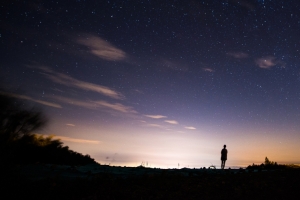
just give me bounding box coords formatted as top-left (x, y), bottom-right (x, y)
top-left (1, 0), bottom-right (300, 168)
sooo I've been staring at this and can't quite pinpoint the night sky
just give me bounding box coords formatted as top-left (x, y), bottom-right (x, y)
top-left (1, 0), bottom-right (300, 168)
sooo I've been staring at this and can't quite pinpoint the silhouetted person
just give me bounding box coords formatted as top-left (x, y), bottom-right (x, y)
top-left (221, 145), bottom-right (228, 169)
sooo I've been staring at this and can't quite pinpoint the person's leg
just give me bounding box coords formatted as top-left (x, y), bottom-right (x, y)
top-left (223, 160), bottom-right (226, 169)
top-left (221, 160), bottom-right (224, 169)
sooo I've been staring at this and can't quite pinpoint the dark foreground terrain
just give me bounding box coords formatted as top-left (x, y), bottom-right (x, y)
top-left (1, 164), bottom-right (300, 200)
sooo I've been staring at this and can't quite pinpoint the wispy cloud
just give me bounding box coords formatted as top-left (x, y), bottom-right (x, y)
top-left (255, 56), bottom-right (285, 69)
top-left (29, 65), bottom-right (123, 99)
top-left (0, 91), bottom-right (62, 108)
top-left (185, 126), bottom-right (196, 130)
top-left (47, 73), bottom-right (124, 99)
top-left (51, 96), bottom-right (97, 109)
top-left (227, 52), bottom-right (249, 58)
top-left (51, 96), bottom-right (137, 113)
top-left (164, 120), bottom-right (178, 125)
top-left (66, 124), bottom-right (75, 127)
top-left (146, 124), bottom-right (164, 128)
top-left (94, 100), bottom-right (137, 113)
top-left (202, 68), bottom-right (215, 72)
top-left (77, 34), bottom-right (126, 61)
top-left (55, 135), bottom-right (100, 144)
top-left (144, 115), bottom-right (167, 119)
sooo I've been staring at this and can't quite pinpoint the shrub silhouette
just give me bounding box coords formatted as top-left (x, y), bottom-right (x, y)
top-left (0, 91), bottom-right (96, 165)
top-left (11, 134), bottom-right (96, 165)
top-left (247, 157), bottom-right (288, 170)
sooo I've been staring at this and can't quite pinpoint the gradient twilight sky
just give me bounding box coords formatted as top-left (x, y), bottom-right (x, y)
top-left (1, 0), bottom-right (300, 168)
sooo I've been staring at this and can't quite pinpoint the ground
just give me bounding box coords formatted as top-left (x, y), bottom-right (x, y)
top-left (1, 163), bottom-right (299, 199)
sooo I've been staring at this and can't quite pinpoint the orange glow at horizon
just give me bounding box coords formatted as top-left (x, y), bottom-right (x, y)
top-left (40, 118), bottom-right (300, 169)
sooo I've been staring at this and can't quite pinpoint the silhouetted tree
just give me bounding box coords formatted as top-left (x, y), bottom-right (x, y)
top-left (0, 92), bottom-right (47, 146)
top-left (265, 157), bottom-right (270, 165)
top-left (265, 157), bottom-right (276, 166)
top-left (0, 90), bottom-right (96, 165)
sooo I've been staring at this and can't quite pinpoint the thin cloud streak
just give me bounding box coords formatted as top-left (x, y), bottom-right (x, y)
top-left (144, 123), bottom-right (165, 128)
top-left (164, 120), bottom-right (178, 125)
top-left (51, 96), bottom-right (98, 109)
top-left (185, 126), bottom-right (196, 130)
top-left (144, 115), bottom-right (167, 119)
top-left (227, 52), bottom-right (249, 58)
top-left (51, 96), bottom-right (137, 113)
top-left (202, 68), bottom-right (215, 72)
top-left (55, 135), bottom-right (101, 144)
top-left (93, 100), bottom-right (137, 113)
top-left (29, 65), bottom-right (124, 99)
top-left (46, 73), bottom-right (124, 99)
top-left (77, 34), bottom-right (126, 61)
top-left (66, 124), bottom-right (75, 127)
top-left (0, 91), bottom-right (62, 108)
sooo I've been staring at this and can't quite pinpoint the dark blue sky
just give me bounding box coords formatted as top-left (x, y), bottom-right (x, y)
top-left (1, 0), bottom-right (300, 168)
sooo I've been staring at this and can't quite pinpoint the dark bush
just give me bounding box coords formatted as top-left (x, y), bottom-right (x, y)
top-left (0, 91), bottom-right (96, 165)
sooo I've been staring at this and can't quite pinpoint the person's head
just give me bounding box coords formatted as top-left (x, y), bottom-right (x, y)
top-left (223, 145), bottom-right (226, 148)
